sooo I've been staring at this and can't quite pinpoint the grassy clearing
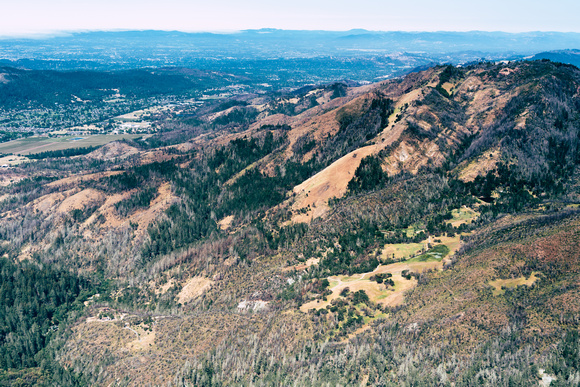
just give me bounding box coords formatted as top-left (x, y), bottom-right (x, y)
top-left (0, 134), bottom-right (142, 155)
top-left (405, 224), bottom-right (425, 238)
top-left (299, 238), bottom-right (460, 337)
top-left (381, 230), bottom-right (464, 262)
top-left (364, 311), bottom-right (388, 323)
top-left (386, 107), bottom-right (401, 127)
top-left (441, 82), bottom-right (455, 94)
top-left (457, 149), bottom-right (501, 182)
top-left (381, 241), bottom-right (427, 260)
top-left (0, 155), bottom-right (28, 166)
top-left (407, 244), bottom-right (450, 263)
top-left (300, 261), bottom-right (425, 313)
top-left (302, 228), bottom-right (468, 330)
top-left (436, 234), bottom-right (463, 255)
top-left (328, 279), bottom-right (340, 289)
top-left (489, 272), bottom-right (541, 296)
top-left (286, 257), bottom-right (321, 272)
top-left (445, 206), bottom-right (479, 227)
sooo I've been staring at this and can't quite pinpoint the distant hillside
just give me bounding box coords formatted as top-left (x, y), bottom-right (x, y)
top-left (0, 66), bottom-right (243, 108)
top-left (531, 49), bottom-right (580, 68)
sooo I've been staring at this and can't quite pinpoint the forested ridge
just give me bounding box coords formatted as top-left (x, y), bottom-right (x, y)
top-left (0, 60), bottom-right (579, 385)
top-left (0, 67), bottom-right (242, 109)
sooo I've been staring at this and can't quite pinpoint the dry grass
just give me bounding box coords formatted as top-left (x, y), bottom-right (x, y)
top-left (436, 234), bottom-right (464, 255)
top-left (382, 231), bottom-right (466, 262)
top-left (300, 258), bottom-right (442, 313)
top-left (0, 155), bottom-right (28, 166)
top-left (57, 188), bottom-right (104, 214)
top-left (31, 191), bottom-right (66, 213)
top-left (85, 141), bottom-right (139, 160)
top-left (47, 170), bottom-right (124, 188)
top-left (126, 324), bottom-right (156, 352)
top-left (441, 82), bottom-right (455, 94)
top-left (291, 146), bottom-right (375, 223)
top-left (381, 241), bottom-right (427, 260)
top-left (290, 125), bottom-right (405, 223)
top-left (279, 85), bottom-right (432, 224)
top-left (177, 277), bottom-right (214, 304)
top-left (488, 272), bottom-right (541, 296)
top-left (155, 279), bottom-right (176, 295)
top-left (301, 229), bottom-right (470, 312)
top-left (376, 274), bottom-right (418, 307)
top-left (286, 257), bottom-right (320, 272)
top-left (18, 177), bottom-right (178, 264)
top-left (457, 149), bottom-right (500, 182)
top-left (127, 182), bottom-right (179, 236)
top-left (217, 215), bottom-right (235, 231)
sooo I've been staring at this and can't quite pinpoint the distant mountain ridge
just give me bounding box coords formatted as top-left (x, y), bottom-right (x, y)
top-left (530, 49), bottom-right (580, 68)
top-left (4, 29), bottom-right (580, 54)
top-left (0, 66), bottom-right (242, 108)
top-left (1, 30), bottom-right (580, 71)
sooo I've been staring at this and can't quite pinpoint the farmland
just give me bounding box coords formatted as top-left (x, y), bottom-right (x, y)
top-left (0, 134), bottom-right (142, 155)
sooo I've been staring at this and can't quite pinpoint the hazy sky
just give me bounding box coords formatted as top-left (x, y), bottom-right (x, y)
top-left (2, 0), bottom-right (579, 36)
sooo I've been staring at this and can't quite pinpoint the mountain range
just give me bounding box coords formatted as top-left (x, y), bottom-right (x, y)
top-left (1, 30), bottom-right (580, 73)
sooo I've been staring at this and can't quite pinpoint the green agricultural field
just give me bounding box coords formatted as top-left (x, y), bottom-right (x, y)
top-left (0, 134), bottom-right (142, 156)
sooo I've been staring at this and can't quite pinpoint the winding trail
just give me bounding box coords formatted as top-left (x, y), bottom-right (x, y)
top-left (123, 325), bottom-right (140, 339)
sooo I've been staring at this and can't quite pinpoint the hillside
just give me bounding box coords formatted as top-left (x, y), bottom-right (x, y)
top-left (0, 66), bottom-right (250, 135)
top-left (1, 60), bottom-right (580, 386)
top-left (0, 66), bottom-right (243, 109)
top-left (531, 50), bottom-right (580, 68)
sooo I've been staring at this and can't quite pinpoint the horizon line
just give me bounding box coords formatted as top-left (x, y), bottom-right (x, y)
top-left (2, 28), bottom-right (580, 40)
